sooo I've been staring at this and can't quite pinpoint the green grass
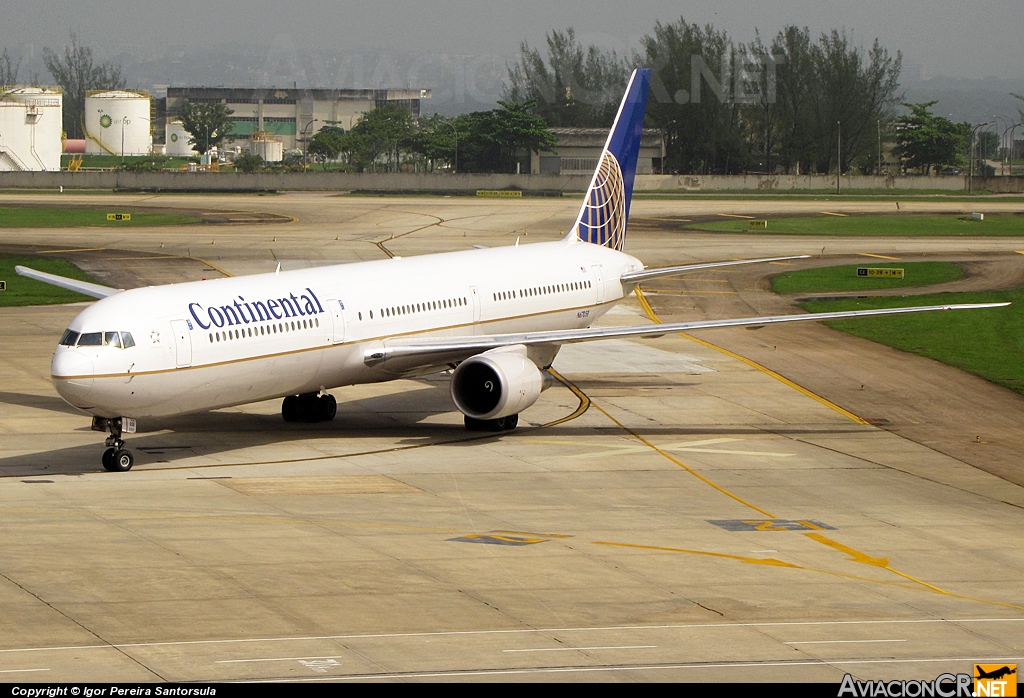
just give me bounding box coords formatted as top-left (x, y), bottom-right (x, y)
top-left (0, 206), bottom-right (200, 228)
top-left (772, 262), bottom-right (963, 294)
top-left (61, 154), bottom-right (196, 169)
top-left (635, 191), bottom-right (1024, 201)
top-left (0, 256), bottom-right (100, 306)
top-left (688, 213), bottom-right (1024, 236)
top-left (800, 290), bottom-right (1024, 396)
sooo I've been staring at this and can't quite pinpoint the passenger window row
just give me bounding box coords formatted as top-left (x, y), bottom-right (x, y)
top-left (60, 330), bottom-right (135, 348)
top-left (208, 317), bottom-right (320, 343)
top-left (364, 296), bottom-right (468, 321)
top-left (493, 280), bottom-right (591, 302)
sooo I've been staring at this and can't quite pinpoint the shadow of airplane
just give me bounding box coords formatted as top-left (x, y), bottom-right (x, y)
top-left (0, 379), bottom-right (875, 479)
top-left (0, 390), bottom-right (90, 416)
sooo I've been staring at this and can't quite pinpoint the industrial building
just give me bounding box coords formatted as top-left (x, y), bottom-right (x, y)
top-left (160, 87), bottom-right (430, 154)
top-left (0, 86), bottom-right (63, 171)
top-left (529, 128), bottom-right (665, 175)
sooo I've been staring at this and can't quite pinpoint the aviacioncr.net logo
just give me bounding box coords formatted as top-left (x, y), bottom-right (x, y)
top-left (839, 673), bottom-right (974, 698)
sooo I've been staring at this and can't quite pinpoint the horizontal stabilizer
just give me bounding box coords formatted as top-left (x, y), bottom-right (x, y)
top-left (15, 266), bottom-right (122, 300)
top-left (366, 302), bottom-right (1010, 367)
top-left (621, 255), bottom-right (812, 284)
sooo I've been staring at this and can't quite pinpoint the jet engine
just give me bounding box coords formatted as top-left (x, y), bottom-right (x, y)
top-left (450, 345), bottom-right (550, 421)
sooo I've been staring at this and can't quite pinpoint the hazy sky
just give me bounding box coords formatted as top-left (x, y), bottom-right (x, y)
top-left (2, 0), bottom-right (1021, 80)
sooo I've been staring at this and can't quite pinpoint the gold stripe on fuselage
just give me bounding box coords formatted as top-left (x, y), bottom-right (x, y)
top-left (52, 299), bottom-right (620, 381)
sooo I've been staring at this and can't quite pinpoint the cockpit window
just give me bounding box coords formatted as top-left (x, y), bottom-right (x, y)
top-left (103, 332), bottom-right (122, 348)
top-left (60, 330), bottom-right (80, 346)
top-left (77, 332), bottom-right (102, 346)
top-left (121, 332), bottom-right (135, 348)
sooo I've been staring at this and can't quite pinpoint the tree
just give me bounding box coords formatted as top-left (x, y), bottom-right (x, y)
top-left (43, 33), bottom-right (126, 139)
top-left (891, 102), bottom-right (968, 173)
top-left (505, 28), bottom-right (628, 127)
top-left (635, 18), bottom-right (748, 174)
top-left (308, 126), bottom-right (346, 168)
top-left (0, 48), bottom-right (20, 85)
top-left (403, 115), bottom-right (458, 172)
top-left (767, 26), bottom-right (817, 174)
top-left (177, 100), bottom-right (235, 155)
top-left (233, 153), bottom-right (264, 173)
top-left (805, 31), bottom-right (902, 173)
top-left (977, 130), bottom-right (999, 160)
top-left (344, 104), bottom-right (413, 172)
top-left (455, 100), bottom-right (556, 173)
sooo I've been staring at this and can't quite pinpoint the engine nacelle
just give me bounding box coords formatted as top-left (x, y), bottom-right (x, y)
top-left (450, 345), bottom-right (549, 420)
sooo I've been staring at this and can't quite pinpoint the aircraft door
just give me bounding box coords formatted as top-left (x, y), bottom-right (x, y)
top-left (327, 299), bottom-right (346, 344)
top-left (470, 286), bottom-right (481, 325)
top-left (170, 319), bottom-right (192, 367)
top-left (591, 265), bottom-right (606, 303)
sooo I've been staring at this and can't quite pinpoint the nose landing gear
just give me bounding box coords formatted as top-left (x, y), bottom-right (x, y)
top-left (93, 416), bottom-right (135, 472)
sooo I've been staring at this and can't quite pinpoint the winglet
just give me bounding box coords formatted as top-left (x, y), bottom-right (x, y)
top-left (15, 266), bottom-right (121, 300)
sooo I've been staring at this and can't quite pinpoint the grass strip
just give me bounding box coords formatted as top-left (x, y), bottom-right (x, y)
top-left (688, 214), bottom-right (1024, 236)
top-left (772, 262), bottom-right (963, 294)
top-left (800, 289), bottom-right (1024, 396)
top-left (0, 206), bottom-right (200, 228)
top-left (0, 255), bottom-right (100, 306)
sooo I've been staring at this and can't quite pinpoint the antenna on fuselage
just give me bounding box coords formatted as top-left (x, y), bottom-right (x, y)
top-left (275, 262), bottom-right (281, 276)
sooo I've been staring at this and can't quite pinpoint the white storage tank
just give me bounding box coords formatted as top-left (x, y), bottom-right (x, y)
top-left (165, 119), bottom-right (193, 156)
top-left (0, 87), bottom-right (63, 171)
top-left (250, 133), bottom-right (283, 163)
top-left (84, 90), bottom-right (152, 156)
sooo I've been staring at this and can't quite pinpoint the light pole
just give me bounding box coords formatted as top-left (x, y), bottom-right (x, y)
top-left (836, 121), bottom-right (841, 195)
top-left (301, 119), bottom-right (316, 171)
top-left (877, 119), bottom-right (882, 175)
top-left (968, 122), bottom-right (992, 193)
top-left (121, 116), bottom-right (130, 164)
top-left (1010, 122), bottom-right (1022, 177)
top-left (439, 121), bottom-right (457, 174)
top-left (992, 115), bottom-right (1010, 175)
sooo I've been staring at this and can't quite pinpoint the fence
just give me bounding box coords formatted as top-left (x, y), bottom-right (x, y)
top-left (2, 170), bottom-right (1021, 193)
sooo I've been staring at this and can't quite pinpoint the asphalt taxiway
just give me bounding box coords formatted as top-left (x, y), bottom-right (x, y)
top-left (0, 192), bottom-right (1023, 682)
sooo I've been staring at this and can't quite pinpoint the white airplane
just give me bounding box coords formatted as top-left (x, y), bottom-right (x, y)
top-left (17, 69), bottom-right (1007, 472)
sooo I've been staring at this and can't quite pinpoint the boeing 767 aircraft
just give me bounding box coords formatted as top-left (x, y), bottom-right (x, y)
top-left (17, 69), bottom-right (1006, 471)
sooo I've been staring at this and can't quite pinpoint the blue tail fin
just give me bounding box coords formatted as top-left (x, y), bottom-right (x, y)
top-left (572, 68), bottom-right (651, 251)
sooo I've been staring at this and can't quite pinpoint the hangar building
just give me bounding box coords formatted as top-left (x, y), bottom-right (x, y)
top-left (161, 87), bottom-right (430, 154)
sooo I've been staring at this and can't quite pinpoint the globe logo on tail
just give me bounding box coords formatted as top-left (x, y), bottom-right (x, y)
top-left (577, 151), bottom-right (626, 251)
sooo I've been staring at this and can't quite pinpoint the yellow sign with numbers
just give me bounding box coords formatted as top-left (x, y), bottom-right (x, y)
top-left (857, 267), bottom-right (903, 278)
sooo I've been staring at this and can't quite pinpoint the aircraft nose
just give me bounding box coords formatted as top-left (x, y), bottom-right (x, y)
top-left (52, 350), bottom-right (94, 402)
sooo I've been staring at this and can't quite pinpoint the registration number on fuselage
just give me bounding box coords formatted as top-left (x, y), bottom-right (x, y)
top-left (577, 310), bottom-right (590, 319)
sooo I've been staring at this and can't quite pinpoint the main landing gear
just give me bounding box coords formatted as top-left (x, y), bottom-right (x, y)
top-left (92, 417), bottom-right (135, 472)
top-left (282, 392), bottom-right (337, 423)
top-left (464, 414), bottom-right (519, 432)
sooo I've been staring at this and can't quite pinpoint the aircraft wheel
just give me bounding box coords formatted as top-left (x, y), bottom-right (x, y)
top-left (318, 394), bottom-right (337, 422)
top-left (465, 415), bottom-right (517, 432)
top-left (102, 448), bottom-right (117, 472)
top-left (282, 396), bottom-right (300, 422)
top-left (109, 449), bottom-right (134, 472)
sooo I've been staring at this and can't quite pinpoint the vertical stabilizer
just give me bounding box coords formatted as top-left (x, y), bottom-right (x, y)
top-left (571, 68), bottom-right (651, 251)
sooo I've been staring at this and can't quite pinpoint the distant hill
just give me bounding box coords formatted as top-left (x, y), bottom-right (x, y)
top-left (901, 75), bottom-right (1024, 126)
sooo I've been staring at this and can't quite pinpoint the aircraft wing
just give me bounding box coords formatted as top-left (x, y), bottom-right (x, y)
top-left (365, 302), bottom-right (1009, 368)
top-left (620, 255), bottom-right (811, 284)
top-left (15, 266), bottom-right (122, 299)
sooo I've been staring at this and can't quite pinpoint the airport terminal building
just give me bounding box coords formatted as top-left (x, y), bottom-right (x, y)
top-left (161, 87), bottom-right (431, 154)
